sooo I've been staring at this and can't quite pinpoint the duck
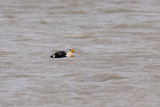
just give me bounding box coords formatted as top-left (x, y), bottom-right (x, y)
top-left (50, 48), bottom-right (75, 58)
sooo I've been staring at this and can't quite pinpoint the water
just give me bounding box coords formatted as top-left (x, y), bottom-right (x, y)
top-left (0, 0), bottom-right (160, 107)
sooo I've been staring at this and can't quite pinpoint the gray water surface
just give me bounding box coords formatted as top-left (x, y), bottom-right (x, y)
top-left (0, 0), bottom-right (160, 107)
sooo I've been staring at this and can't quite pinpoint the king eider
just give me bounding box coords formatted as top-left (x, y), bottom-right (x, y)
top-left (50, 48), bottom-right (75, 58)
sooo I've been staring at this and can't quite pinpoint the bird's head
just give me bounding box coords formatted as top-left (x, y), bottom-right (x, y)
top-left (66, 48), bottom-right (74, 53)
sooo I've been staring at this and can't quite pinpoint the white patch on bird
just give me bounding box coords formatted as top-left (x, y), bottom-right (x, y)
top-left (66, 53), bottom-right (74, 57)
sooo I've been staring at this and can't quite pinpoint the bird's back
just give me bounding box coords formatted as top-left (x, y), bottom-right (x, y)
top-left (50, 51), bottom-right (66, 58)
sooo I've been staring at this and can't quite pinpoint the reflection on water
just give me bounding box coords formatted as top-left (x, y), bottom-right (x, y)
top-left (0, 0), bottom-right (160, 106)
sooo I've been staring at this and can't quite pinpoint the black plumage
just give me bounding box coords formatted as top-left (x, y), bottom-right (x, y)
top-left (50, 51), bottom-right (66, 58)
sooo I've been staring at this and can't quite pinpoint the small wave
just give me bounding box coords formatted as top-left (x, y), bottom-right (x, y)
top-left (66, 34), bottom-right (92, 39)
top-left (142, 19), bottom-right (160, 24)
top-left (111, 1), bottom-right (139, 4)
top-left (65, 10), bottom-right (87, 14)
top-left (92, 38), bottom-right (112, 43)
top-left (39, 20), bottom-right (48, 24)
top-left (0, 51), bottom-right (9, 55)
top-left (0, 61), bottom-right (14, 69)
top-left (1, 73), bottom-right (32, 78)
top-left (38, 20), bottom-right (49, 24)
top-left (113, 23), bottom-right (154, 29)
top-left (0, 51), bottom-right (17, 56)
top-left (153, 75), bottom-right (160, 80)
top-left (47, 8), bottom-right (87, 15)
top-left (28, 52), bottom-right (44, 56)
top-left (74, 74), bottom-right (126, 82)
top-left (13, 38), bottom-right (33, 41)
top-left (98, 8), bottom-right (134, 13)
top-left (4, 15), bottom-right (14, 18)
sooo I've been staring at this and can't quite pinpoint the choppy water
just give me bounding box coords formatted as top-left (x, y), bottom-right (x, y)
top-left (1, 0), bottom-right (160, 107)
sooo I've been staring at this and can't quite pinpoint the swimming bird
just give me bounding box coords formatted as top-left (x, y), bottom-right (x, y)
top-left (50, 48), bottom-right (75, 58)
